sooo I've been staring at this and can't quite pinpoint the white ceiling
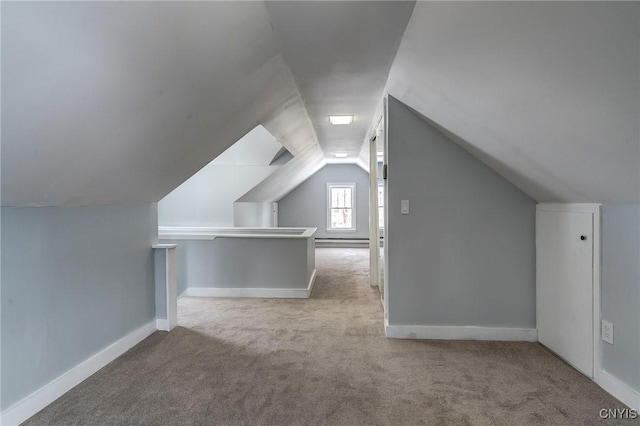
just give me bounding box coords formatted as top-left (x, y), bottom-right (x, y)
top-left (386, 2), bottom-right (640, 203)
top-left (238, 144), bottom-right (326, 203)
top-left (212, 126), bottom-right (281, 166)
top-left (266, 1), bottom-right (415, 159)
top-left (1, 1), bottom-right (414, 206)
top-left (3, 1), bottom-right (638, 207)
top-left (1, 2), bottom-right (319, 206)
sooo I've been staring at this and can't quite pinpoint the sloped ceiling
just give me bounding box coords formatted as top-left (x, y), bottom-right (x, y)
top-left (1, 1), bottom-right (320, 206)
top-left (6, 2), bottom-right (632, 207)
top-left (266, 1), bottom-right (414, 159)
top-left (237, 1), bottom-right (414, 204)
top-left (2, 1), bottom-right (414, 207)
top-left (212, 126), bottom-right (282, 166)
top-left (237, 144), bottom-right (326, 203)
top-left (386, 2), bottom-right (640, 203)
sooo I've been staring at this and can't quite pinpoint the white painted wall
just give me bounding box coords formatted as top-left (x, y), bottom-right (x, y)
top-left (237, 144), bottom-right (326, 203)
top-left (158, 165), bottom-right (278, 227)
top-left (212, 125), bottom-right (283, 166)
top-left (233, 202), bottom-right (274, 227)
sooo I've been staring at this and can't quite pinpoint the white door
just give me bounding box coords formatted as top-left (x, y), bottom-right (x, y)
top-left (537, 208), bottom-right (594, 377)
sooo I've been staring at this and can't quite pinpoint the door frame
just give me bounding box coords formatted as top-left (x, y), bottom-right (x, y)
top-left (368, 135), bottom-right (380, 288)
top-left (537, 203), bottom-right (601, 384)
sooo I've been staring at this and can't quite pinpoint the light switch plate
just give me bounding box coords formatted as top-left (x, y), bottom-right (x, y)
top-left (602, 320), bottom-right (614, 345)
top-left (401, 200), bottom-right (409, 214)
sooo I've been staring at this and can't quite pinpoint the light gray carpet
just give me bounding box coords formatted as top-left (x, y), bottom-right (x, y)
top-left (25, 248), bottom-right (632, 425)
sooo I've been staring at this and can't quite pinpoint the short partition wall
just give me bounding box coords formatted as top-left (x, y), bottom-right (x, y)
top-left (159, 227), bottom-right (317, 298)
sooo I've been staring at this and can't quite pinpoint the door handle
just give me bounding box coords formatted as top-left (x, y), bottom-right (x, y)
top-left (580, 235), bottom-right (587, 241)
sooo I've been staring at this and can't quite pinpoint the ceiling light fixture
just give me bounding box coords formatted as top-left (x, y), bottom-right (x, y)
top-left (329, 115), bottom-right (354, 125)
top-left (334, 152), bottom-right (348, 158)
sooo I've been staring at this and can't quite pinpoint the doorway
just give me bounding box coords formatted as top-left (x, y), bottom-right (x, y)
top-left (368, 102), bottom-right (387, 311)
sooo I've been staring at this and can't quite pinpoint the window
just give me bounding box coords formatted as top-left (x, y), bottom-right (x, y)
top-left (327, 183), bottom-right (356, 231)
top-left (378, 184), bottom-right (384, 228)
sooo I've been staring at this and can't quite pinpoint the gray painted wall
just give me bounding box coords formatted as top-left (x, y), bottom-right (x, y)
top-left (1, 203), bottom-right (158, 410)
top-left (160, 238), bottom-right (311, 295)
top-left (601, 205), bottom-right (640, 392)
top-left (278, 164), bottom-right (369, 239)
top-left (154, 249), bottom-right (168, 319)
top-left (386, 96), bottom-right (537, 327)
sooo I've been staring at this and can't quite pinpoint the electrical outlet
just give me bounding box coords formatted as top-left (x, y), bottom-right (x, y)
top-left (602, 320), bottom-right (614, 345)
top-left (401, 200), bottom-right (409, 215)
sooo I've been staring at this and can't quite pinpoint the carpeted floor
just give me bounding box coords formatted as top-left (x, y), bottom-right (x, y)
top-left (25, 248), bottom-right (632, 425)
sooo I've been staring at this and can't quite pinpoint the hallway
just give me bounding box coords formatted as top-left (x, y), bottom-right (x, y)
top-left (25, 249), bottom-right (627, 425)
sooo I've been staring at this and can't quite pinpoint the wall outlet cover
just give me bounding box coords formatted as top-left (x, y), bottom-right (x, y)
top-left (401, 200), bottom-right (409, 215)
top-left (602, 320), bottom-right (614, 345)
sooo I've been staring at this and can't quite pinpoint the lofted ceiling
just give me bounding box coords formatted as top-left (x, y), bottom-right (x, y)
top-left (1, 0), bottom-right (414, 207)
top-left (212, 126), bottom-right (282, 167)
top-left (1, 1), bottom-right (320, 206)
top-left (2, 1), bottom-right (637, 207)
top-left (266, 1), bottom-right (415, 159)
top-left (386, 1), bottom-right (640, 203)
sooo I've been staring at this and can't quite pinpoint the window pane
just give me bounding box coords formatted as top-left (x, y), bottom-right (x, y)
top-left (379, 206), bottom-right (384, 228)
top-left (331, 208), bottom-right (352, 229)
top-left (331, 188), bottom-right (352, 208)
top-left (378, 186), bottom-right (384, 207)
top-left (331, 189), bottom-right (339, 207)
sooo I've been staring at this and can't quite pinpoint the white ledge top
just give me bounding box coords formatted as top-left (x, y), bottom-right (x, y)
top-left (152, 244), bottom-right (177, 249)
top-left (158, 226), bottom-right (317, 240)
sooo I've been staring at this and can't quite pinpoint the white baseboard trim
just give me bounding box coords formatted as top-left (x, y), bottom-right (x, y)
top-left (598, 369), bottom-right (640, 410)
top-left (155, 318), bottom-right (170, 331)
top-left (307, 269), bottom-right (317, 297)
top-left (186, 269), bottom-right (317, 299)
top-left (385, 322), bottom-right (538, 342)
top-left (0, 320), bottom-right (157, 426)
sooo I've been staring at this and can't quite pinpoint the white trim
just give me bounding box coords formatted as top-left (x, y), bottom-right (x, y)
top-left (158, 226), bottom-right (316, 240)
top-left (368, 134), bottom-right (380, 288)
top-left (151, 244), bottom-right (177, 249)
top-left (326, 183), bottom-right (357, 231)
top-left (382, 96), bottom-right (389, 323)
top-left (592, 206), bottom-right (602, 384)
top-left (165, 248), bottom-right (178, 331)
top-left (536, 203), bottom-right (603, 213)
top-left (384, 322), bottom-right (538, 342)
top-left (186, 269), bottom-right (316, 299)
top-left (0, 320), bottom-right (156, 426)
top-left (155, 319), bottom-right (170, 332)
top-left (308, 268), bottom-right (316, 296)
top-left (537, 203), bottom-right (602, 383)
top-left (599, 370), bottom-right (640, 410)
top-left (153, 245), bottom-right (178, 332)
top-left (315, 239), bottom-right (369, 248)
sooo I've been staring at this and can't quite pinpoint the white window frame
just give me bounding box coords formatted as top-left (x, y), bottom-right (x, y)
top-left (326, 183), bottom-right (357, 232)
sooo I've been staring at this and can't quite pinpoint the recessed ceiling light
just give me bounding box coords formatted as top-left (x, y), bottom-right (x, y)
top-left (334, 152), bottom-right (348, 158)
top-left (329, 115), bottom-right (354, 125)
